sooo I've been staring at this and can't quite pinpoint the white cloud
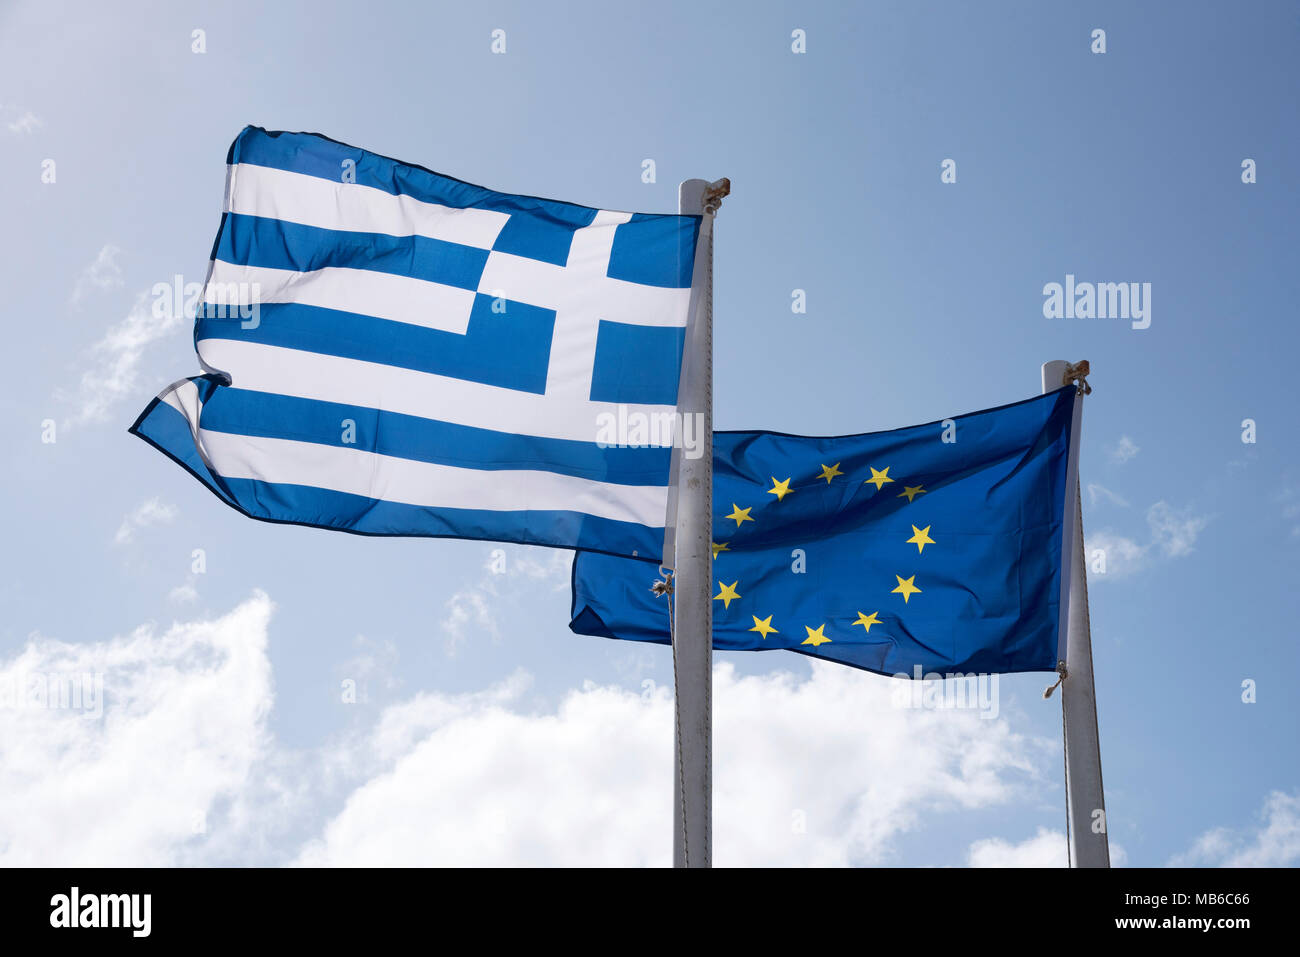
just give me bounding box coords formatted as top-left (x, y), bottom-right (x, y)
top-left (969, 827), bottom-right (1066, 866)
top-left (504, 547), bottom-right (571, 587)
top-left (969, 828), bottom-right (1126, 867)
top-left (58, 290), bottom-right (185, 428)
top-left (1086, 501), bottom-right (1209, 580)
top-left (167, 581), bottom-right (199, 604)
top-left (337, 636), bottom-right (402, 704)
top-left (71, 244), bottom-right (124, 305)
top-left (1088, 483), bottom-right (1129, 508)
top-left (0, 594), bottom-right (275, 866)
top-left (440, 545), bottom-right (570, 655)
top-left (1085, 529), bottom-right (1148, 579)
top-left (296, 662), bottom-right (1046, 867)
top-left (3, 594), bottom-right (1051, 867)
top-left (1170, 790), bottom-right (1300, 867)
top-left (1278, 488), bottom-right (1300, 538)
top-left (113, 497), bottom-right (177, 545)
top-left (1146, 501), bottom-right (1209, 558)
top-left (3, 108), bottom-right (42, 134)
top-left (441, 588), bottom-right (499, 656)
top-left (1109, 436), bottom-right (1140, 464)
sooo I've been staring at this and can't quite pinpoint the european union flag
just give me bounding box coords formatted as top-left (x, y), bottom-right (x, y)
top-left (570, 387), bottom-right (1079, 676)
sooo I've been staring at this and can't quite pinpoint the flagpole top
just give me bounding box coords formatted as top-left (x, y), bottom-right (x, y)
top-left (678, 178), bottom-right (730, 216)
top-left (1042, 359), bottom-right (1091, 396)
top-left (1064, 360), bottom-right (1091, 395)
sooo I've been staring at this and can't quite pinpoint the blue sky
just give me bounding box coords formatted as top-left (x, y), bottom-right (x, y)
top-left (1, 0), bottom-right (1296, 866)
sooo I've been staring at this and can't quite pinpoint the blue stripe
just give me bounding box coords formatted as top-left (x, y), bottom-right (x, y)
top-left (128, 378), bottom-right (236, 508)
top-left (230, 127), bottom-right (606, 226)
top-left (197, 298), bottom-right (555, 394)
top-left (193, 386), bottom-right (672, 484)
top-left (130, 392), bottom-right (665, 559)
top-left (226, 127), bottom-right (700, 284)
top-left (216, 213), bottom-right (488, 290)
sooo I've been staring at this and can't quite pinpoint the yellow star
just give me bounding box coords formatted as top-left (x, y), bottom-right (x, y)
top-left (865, 466), bottom-right (894, 490)
top-left (767, 477), bottom-right (794, 501)
top-left (802, 624), bottom-right (831, 647)
top-left (897, 484), bottom-right (926, 502)
top-left (724, 504), bottom-right (753, 527)
top-left (713, 580), bottom-right (741, 609)
top-left (907, 524), bottom-right (935, 554)
top-left (817, 462), bottom-right (843, 484)
top-left (892, 574), bottom-right (921, 603)
top-left (711, 541), bottom-right (729, 559)
top-left (749, 615), bottom-right (778, 639)
top-left (853, 611), bottom-right (882, 633)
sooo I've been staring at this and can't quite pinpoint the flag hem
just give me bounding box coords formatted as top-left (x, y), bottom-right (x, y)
top-left (127, 397), bottom-right (666, 562)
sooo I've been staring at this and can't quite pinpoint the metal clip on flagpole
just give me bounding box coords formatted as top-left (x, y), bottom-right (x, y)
top-left (1041, 359), bottom-right (1109, 868)
top-left (669, 178), bottom-right (728, 868)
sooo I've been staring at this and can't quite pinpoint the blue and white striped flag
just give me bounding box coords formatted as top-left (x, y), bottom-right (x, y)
top-left (131, 127), bottom-right (701, 558)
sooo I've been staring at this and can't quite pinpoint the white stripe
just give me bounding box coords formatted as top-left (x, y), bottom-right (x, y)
top-left (205, 261), bottom-right (475, 335)
top-left (161, 379), bottom-right (203, 449)
top-left (196, 337), bottom-right (680, 447)
top-left (161, 379), bottom-right (228, 481)
top-left (196, 428), bottom-right (668, 527)
top-left (226, 162), bottom-right (510, 249)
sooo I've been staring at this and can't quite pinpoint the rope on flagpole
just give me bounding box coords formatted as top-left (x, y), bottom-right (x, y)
top-left (694, 183), bottom-right (726, 868)
top-left (1061, 687), bottom-right (1072, 868)
top-left (1043, 661), bottom-right (1068, 699)
top-left (1047, 655), bottom-right (1070, 867)
top-left (653, 567), bottom-right (689, 865)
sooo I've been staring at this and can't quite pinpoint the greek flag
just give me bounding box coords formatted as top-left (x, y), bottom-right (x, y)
top-left (130, 127), bottom-right (701, 558)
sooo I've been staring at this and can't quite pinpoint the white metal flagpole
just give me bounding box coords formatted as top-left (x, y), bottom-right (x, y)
top-left (669, 178), bottom-right (728, 868)
top-left (1041, 359), bottom-right (1110, 868)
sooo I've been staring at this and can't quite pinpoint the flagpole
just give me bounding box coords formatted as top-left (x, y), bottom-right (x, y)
top-left (671, 178), bottom-right (727, 868)
top-left (1041, 359), bottom-right (1110, 868)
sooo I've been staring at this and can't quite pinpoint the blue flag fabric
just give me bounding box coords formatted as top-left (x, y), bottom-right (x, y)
top-left (131, 127), bottom-right (700, 559)
top-left (570, 387), bottom-right (1079, 676)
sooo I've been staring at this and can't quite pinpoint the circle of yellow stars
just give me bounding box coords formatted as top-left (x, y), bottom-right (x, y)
top-left (710, 462), bottom-right (933, 647)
